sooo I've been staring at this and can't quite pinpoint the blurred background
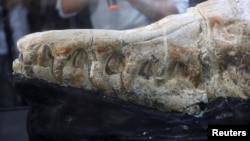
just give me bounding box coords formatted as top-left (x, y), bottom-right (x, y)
top-left (0, 0), bottom-right (205, 141)
top-left (0, 0), bottom-right (91, 140)
top-left (0, 0), bottom-right (91, 109)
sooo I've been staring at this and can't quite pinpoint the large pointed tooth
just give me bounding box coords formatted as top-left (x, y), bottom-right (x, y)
top-left (37, 44), bottom-right (51, 67)
top-left (22, 52), bottom-right (31, 74)
top-left (72, 49), bottom-right (86, 68)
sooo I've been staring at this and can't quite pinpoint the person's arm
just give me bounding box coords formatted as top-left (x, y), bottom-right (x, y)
top-left (5, 0), bottom-right (30, 10)
top-left (56, 0), bottom-right (88, 18)
top-left (127, 0), bottom-right (179, 22)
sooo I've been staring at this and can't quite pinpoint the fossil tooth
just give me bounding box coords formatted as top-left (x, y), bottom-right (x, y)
top-left (18, 53), bottom-right (23, 62)
top-left (37, 44), bottom-right (51, 67)
top-left (53, 58), bottom-right (66, 81)
top-left (139, 61), bottom-right (153, 80)
top-left (106, 53), bottom-right (125, 75)
top-left (72, 49), bottom-right (86, 68)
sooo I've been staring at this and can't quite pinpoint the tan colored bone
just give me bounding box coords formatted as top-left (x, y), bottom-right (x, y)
top-left (12, 0), bottom-right (250, 114)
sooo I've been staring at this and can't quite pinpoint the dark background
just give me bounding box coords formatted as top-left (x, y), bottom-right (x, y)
top-left (0, 1), bottom-right (91, 140)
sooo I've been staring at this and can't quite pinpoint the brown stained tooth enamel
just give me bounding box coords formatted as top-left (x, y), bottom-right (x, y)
top-left (106, 53), bottom-right (125, 75)
top-left (37, 44), bottom-right (51, 67)
top-left (72, 49), bottom-right (86, 68)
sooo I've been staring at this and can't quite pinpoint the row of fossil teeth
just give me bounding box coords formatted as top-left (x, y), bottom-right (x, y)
top-left (16, 43), bottom-right (174, 87)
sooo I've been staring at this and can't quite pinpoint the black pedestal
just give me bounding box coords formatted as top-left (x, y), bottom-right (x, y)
top-left (9, 74), bottom-right (250, 141)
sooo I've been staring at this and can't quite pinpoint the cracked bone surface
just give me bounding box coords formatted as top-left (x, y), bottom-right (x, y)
top-left (13, 0), bottom-right (250, 114)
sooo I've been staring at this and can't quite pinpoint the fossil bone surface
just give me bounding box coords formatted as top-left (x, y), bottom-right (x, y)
top-left (12, 0), bottom-right (250, 114)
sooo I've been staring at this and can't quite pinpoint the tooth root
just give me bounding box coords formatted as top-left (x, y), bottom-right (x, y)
top-left (23, 55), bottom-right (32, 74)
top-left (122, 64), bottom-right (138, 90)
top-left (155, 62), bottom-right (165, 76)
top-left (53, 69), bottom-right (62, 81)
top-left (53, 59), bottom-right (65, 81)
top-left (37, 44), bottom-right (51, 67)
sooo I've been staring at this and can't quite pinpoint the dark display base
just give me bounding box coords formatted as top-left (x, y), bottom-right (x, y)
top-left (9, 74), bottom-right (250, 141)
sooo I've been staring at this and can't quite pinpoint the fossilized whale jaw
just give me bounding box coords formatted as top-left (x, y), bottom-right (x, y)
top-left (13, 28), bottom-right (208, 114)
top-left (12, 0), bottom-right (250, 114)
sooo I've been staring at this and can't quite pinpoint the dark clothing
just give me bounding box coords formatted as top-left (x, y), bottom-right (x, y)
top-left (189, 0), bottom-right (207, 7)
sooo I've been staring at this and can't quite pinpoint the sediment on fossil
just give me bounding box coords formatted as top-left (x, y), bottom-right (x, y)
top-left (167, 43), bottom-right (202, 87)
